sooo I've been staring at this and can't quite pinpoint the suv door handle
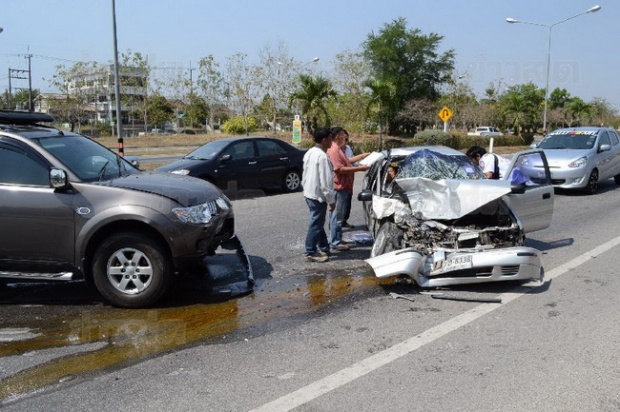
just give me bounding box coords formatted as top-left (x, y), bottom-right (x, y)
top-left (248, 161), bottom-right (257, 165)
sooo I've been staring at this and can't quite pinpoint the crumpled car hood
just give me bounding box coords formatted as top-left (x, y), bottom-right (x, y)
top-left (375, 178), bottom-right (511, 220)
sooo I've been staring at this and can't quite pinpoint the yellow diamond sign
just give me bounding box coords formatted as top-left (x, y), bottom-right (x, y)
top-left (438, 106), bottom-right (453, 122)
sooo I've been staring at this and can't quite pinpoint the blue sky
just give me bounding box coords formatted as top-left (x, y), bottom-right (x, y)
top-left (2, 0), bottom-right (618, 109)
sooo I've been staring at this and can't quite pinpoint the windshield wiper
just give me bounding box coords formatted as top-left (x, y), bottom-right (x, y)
top-left (97, 160), bottom-right (111, 181)
top-left (185, 155), bottom-right (208, 160)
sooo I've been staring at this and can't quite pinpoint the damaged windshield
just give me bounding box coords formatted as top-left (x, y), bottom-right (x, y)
top-left (397, 149), bottom-right (485, 180)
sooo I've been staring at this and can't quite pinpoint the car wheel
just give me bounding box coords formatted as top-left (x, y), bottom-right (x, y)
top-left (583, 169), bottom-right (599, 195)
top-left (282, 169), bottom-right (301, 192)
top-left (370, 221), bottom-right (403, 258)
top-left (92, 233), bottom-right (171, 308)
top-left (614, 174), bottom-right (620, 185)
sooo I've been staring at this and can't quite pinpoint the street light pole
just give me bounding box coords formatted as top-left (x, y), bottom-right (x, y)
top-left (111, 0), bottom-right (124, 156)
top-left (506, 5), bottom-right (601, 132)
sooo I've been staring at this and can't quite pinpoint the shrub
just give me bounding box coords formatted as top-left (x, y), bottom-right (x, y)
top-left (412, 130), bottom-right (453, 146)
top-left (222, 116), bottom-right (257, 134)
top-left (450, 133), bottom-right (535, 150)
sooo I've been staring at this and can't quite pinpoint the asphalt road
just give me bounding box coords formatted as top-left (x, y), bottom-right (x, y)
top-left (2, 176), bottom-right (620, 411)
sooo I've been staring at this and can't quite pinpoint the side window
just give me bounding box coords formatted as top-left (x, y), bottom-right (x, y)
top-left (223, 141), bottom-right (255, 160)
top-left (257, 140), bottom-right (287, 157)
top-left (599, 131), bottom-right (611, 148)
top-left (0, 143), bottom-right (50, 186)
top-left (609, 131), bottom-right (620, 146)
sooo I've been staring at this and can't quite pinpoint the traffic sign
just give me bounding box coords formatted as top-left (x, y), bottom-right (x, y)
top-left (438, 106), bottom-right (453, 122)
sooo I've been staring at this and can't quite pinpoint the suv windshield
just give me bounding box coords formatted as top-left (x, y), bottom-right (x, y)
top-left (33, 134), bottom-right (139, 182)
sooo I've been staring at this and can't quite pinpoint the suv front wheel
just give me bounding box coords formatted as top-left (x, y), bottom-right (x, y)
top-left (92, 233), bottom-right (171, 308)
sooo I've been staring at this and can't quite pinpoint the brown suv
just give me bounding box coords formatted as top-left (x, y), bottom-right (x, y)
top-left (0, 111), bottom-right (251, 307)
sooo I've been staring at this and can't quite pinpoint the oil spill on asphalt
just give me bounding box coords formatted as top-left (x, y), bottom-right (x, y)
top-left (0, 269), bottom-right (394, 402)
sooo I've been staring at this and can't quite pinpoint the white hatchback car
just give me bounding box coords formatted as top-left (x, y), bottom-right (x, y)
top-left (533, 127), bottom-right (620, 194)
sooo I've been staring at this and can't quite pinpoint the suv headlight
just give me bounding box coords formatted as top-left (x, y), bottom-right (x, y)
top-left (568, 156), bottom-right (587, 168)
top-left (172, 197), bottom-right (230, 224)
top-left (171, 169), bottom-right (190, 175)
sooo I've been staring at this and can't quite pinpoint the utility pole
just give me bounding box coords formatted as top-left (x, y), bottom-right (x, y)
top-left (8, 68), bottom-right (29, 110)
top-left (26, 54), bottom-right (33, 112)
top-left (7, 54), bottom-right (33, 111)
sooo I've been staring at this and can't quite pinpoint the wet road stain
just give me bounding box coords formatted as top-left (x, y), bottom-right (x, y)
top-left (0, 271), bottom-right (394, 401)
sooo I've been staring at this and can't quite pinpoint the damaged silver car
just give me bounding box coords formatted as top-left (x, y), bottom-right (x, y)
top-left (358, 146), bottom-right (554, 287)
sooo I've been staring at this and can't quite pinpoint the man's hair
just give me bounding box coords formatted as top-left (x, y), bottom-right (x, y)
top-left (466, 146), bottom-right (487, 159)
top-left (329, 126), bottom-right (348, 138)
top-left (313, 127), bottom-right (332, 143)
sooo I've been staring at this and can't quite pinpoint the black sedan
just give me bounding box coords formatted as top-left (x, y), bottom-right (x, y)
top-left (155, 137), bottom-right (306, 192)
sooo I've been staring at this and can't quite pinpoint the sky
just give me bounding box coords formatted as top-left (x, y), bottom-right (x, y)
top-left (2, 0), bottom-right (618, 110)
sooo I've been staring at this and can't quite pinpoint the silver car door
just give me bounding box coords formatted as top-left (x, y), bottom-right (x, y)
top-left (502, 149), bottom-right (554, 233)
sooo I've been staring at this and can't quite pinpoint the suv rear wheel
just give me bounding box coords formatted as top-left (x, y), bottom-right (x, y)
top-left (92, 233), bottom-right (171, 308)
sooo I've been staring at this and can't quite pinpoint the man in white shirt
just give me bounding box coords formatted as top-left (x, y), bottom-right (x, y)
top-left (466, 145), bottom-right (509, 179)
top-left (302, 128), bottom-right (336, 262)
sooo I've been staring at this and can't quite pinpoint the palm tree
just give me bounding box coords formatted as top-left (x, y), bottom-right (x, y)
top-left (288, 74), bottom-right (336, 134)
top-left (566, 97), bottom-right (592, 126)
top-left (364, 79), bottom-right (396, 150)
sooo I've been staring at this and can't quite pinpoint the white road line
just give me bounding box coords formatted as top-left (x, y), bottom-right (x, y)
top-left (250, 235), bottom-right (620, 412)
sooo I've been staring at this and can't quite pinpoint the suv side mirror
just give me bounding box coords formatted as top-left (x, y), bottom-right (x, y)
top-left (599, 144), bottom-right (611, 153)
top-left (358, 189), bottom-right (373, 202)
top-left (50, 168), bottom-right (69, 189)
top-left (220, 154), bottom-right (232, 162)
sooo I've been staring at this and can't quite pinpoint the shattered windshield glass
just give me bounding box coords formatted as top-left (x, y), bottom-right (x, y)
top-left (397, 149), bottom-right (485, 180)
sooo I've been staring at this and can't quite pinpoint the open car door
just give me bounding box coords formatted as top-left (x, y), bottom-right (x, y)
top-left (502, 149), bottom-right (554, 233)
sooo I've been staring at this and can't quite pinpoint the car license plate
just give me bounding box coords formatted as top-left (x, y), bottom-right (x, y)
top-left (440, 255), bottom-right (473, 272)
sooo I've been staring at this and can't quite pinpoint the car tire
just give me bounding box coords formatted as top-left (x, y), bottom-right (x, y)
top-left (614, 174), bottom-right (620, 185)
top-left (282, 169), bottom-right (301, 192)
top-left (370, 221), bottom-right (403, 258)
top-left (92, 233), bottom-right (171, 308)
top-left (583, 169), bottom-right (599, 195)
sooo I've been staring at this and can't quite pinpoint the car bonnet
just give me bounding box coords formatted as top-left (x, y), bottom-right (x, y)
top-left (99, 172), bottom-right (225, 206)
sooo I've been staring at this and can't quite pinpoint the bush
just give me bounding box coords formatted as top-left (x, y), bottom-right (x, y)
top-left (222, 116), bottom-right (257, 134)
top-left (412, 130), bottom-right (453, 146)
top-left (450, 133), bottom-right (535, 150)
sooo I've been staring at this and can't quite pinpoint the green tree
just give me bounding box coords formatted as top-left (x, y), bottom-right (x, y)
top-left (565, 97), bottom-right (591, 126)
top-left (288, 74), bottom-right (337, 134)
top-left (363, 17), bottom-right (455, 135)
top-left (48, 61), bottom-right (100, 132)
top-left (548, 88), bottom-right (572, 110)
top-left (12, 89), bottom-right (40, 111)
top-left (364, 78), bottom-right (395, 149)
top-left (119, 50), bottom-right (150, 133)
top-left (329, 50), bottom-right (372, 132)
top-left (499, 83), bottom-right (543, 135)
top-left (183, 94), bottom-right (209, 128)
top-left (146, 94), bottom-right (174, 128)
top-left (196, 54), bottom-right (225, 132)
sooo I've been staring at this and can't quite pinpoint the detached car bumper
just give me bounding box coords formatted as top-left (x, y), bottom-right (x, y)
top-left (366, 246), bottom-right (543, 287)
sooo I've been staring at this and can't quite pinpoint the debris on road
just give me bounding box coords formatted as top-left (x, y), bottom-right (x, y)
top-left (388, 292), bottom-right (415, 302)
top-left (429, 293), bottom-right (502, 304)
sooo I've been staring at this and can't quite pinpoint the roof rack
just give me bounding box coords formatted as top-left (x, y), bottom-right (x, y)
top-left (0, 111), bottom-right (55, 125)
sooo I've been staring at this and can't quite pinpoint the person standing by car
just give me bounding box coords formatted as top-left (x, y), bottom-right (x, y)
top-left (341, 134), bottom-right (370, 228)
top-left (327, 127), bottom-right (370, 251)
top-left (302, 128), bottom-right (336, 262)
top-left (466, 145), bottom-right (510, 179)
